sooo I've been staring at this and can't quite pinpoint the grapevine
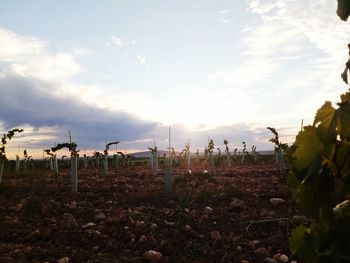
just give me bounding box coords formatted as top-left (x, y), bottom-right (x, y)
top-left (287, 3), bottom-right (350, 261)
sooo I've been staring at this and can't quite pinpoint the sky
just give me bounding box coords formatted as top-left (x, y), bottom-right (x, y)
top-left (0, 0), bottom-right (349, 158)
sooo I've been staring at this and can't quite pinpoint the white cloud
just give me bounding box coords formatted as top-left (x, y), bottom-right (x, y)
top-left (208, 20), bottom-right (303, 88)
top-left (246, 0), bottom-right (349, 109)
top-left (0, 27), bottom-right (82, 82)
top-left (239, 0), bottom-right (350, 137)
top-left (136, 54), bottom-right (146, 64)
top-left (110, 35), bottom-right (123, 46)
top-left (221, 19), bottom-right (232, 24)
top-left (217, 10), bottom-right (229, 14)
top-left (0, 28), bottom-right (44, 61)
top-left (206, 0), bottom-right (350, 140)
top-left (136, 54), bottom-right (149, 67)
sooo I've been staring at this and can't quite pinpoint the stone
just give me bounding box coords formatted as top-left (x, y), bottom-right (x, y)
top-left (69, 201), bottom-right (77, 209)
top-left (139, 235), bottom-right (148, 243)
top-left (15, 203), bottom-right (23, 212)
top-left (204, 206), bottom-right (213, 214)
top-left (269, 198), bottom-right (285, 207)
top-left (94, 212), bottom-right (106, 221)
top-left (273, 253), bottom-right (289, 263)
top-left (58, 257), bottom-right (69, 263)
top-left (210, 231), bottom-right (222, 240)
top-left (150, 223), bottom-right (157, 229)
top-left (82, 222), bottom-right (96, 228)
top-left (263, 257), bottom-right (277, 263)
top-left (63, 213), bottom-right (77, 229)
top-left (254, 247), bottom-right (270, 258)
top-left (93, 230), bottom-right (102, 237)
top-left (163, 220), bottom-right (175, 226)
top-left (248, 240), bottom-right (260, 247)
top-left (106, 208), bottom-right (126, 224)
top-left (229, 198), bottom-right (245, 210)
top-left (135, 220), bottom-right (146, 231)
top-left (143, 250), bottom-right (164, 262)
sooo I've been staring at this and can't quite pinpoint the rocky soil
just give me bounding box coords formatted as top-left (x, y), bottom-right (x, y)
top-left (0, 162), bottom-right (306, 263)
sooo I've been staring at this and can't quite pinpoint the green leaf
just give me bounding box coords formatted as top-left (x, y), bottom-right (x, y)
top-left (340, 92), bottom-right (350, 103)
top-left (289, 225), bottom-right (318, 261)
top-left (335, 141), bottom-right (350, 179)
top-left (296, 166), bottom-right (333, 216)
top-left (287, 170), bottom-right (301, 191)
top-left (314, 101), bottom-right (337, 143)
top-left (293, 126), bottom-right (325, 172)
top-left (336, 101), bottom-right (350, 141)
top-left (311, 219), bottom-right (330, 244)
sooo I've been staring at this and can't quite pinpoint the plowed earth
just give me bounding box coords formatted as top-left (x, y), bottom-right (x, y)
top-left (0, 161), bottom-right (305, 263)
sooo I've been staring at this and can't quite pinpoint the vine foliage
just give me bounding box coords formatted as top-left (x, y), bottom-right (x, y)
top-left (287, 3), bottom-right (350, 261)
top-left (0, 128), bottom-right (24, 160)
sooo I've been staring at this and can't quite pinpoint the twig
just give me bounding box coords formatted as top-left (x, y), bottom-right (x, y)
top-left (241, 217), bottom-right (292, 231)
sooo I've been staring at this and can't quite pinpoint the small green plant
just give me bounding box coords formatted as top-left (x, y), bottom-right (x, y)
top-left (23, 149), bottom-right (32, 171)
top-left (51, 141), bottom-right (80, 192)
top-left (0, 128), bottom-right (23, 184)
top-left (93, 151), bottom-right (102, 168)
top-left (172, 171), bottom-right (216, 226)
top-left (207, 139), bottom-right (215, 175)
top-left (241, 141), bottom-right (247, 163)
top-left (267, 127), bottom-right (287, 170)
top-left (148, 145), bottom-right (158, 176)
top-left (251, 145), bottom-right (257, 162)
top-left (224, 139), bottom-right (231, 166)
top-left (103, 141), bottom-right (120, 176)
top-left (185, 142), bottom-right (191, 168)
top-left (44, 148), bottom-right (54, 171)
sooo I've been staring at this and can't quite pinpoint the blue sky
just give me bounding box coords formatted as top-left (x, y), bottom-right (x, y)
top-left (0, 0), bottom-right (349, 158)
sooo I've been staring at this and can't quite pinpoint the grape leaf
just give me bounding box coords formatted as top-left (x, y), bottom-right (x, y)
top-left (336, 101), bottom-right (350, 141)
top-left (293, 126), bottom-right (325, 172)
top-left (289, 225), bottom-right (318, 261)
top-left (314, 101), bottom-right (337, 143)
top-left (335, 141), bottom-right (350, 179)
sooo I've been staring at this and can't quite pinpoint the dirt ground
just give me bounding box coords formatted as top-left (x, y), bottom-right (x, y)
top-left (0, 161), bottom-right (306, 263)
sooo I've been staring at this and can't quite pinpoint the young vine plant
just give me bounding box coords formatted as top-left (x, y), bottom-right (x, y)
top-left (0, 128), bottom-right (24, 160)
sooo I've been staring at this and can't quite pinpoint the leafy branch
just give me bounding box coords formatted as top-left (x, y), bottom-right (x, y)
top-left (0, 128), bottom-right (24, 160)
top-left (51, 142), bottom-right (79, 157)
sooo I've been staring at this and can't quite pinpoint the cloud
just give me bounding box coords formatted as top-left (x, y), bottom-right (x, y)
top-left (0, 28), bottom-right (82, 81)
top-left (208, 0), bottom-right (349, 138)
top-left (110, 35), bottom-right (123, 46)
top-left (136, 54), bottom-right (149, 67)
top-left (217, 10), bottom-right (229, 14)
top-left (0, 74), bottom-right (158, 150)
top-left (0, 28), bottom-right (44, 61)
top-left (0, 27), bottom-right (158, 155)
top-left (136, 122), bottom-right (288, 153)
top-left (136, 54), bottom-right (146, 64)
top-left (245, 0), bottom-right (349, 119)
